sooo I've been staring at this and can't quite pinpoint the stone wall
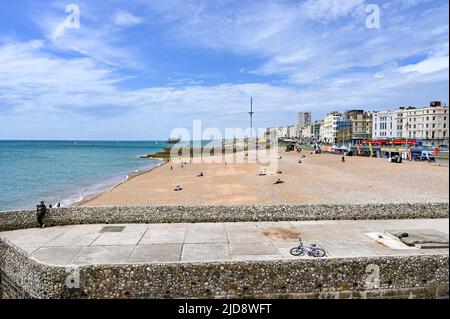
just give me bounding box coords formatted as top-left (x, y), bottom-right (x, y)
top-left (1, 204), bottom-right (448, 299)
top-left (1, 203), bottom-right (448, 232)
top-left (0, 236), bottom-right (448, 299)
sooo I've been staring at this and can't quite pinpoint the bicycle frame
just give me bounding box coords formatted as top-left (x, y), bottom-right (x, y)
top-left (297, 239), bottom-right (315, 255)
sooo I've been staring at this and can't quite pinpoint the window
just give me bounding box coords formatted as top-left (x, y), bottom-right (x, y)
top-left (432, 117), bottom-right (435, 121)
top-left (426, 124), bottom-right (429, 128)
top-left (432, 132), bottom-right (435, 139)
top-left (432, 124), bottom-right (435, 128)
top-left (426, 117), bottom-right (429, 121)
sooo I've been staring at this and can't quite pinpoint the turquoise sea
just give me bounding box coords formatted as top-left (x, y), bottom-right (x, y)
top-left (0, 141), bottom-right (167, 211)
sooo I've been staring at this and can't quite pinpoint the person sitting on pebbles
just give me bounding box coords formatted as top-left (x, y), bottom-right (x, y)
top-left (174, 185), bottom-right (183, 191)
top-left (197, 171), bottom-right (204, 177)
top-left (274, 178), bottom-right (284, 184)
top-left (298, 159), bottom-right (303, 164)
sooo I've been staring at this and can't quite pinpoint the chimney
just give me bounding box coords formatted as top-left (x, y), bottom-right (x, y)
top-left (430, 101), bottom-right (441, 107)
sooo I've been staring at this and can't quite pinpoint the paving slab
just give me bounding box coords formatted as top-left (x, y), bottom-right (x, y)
top-left (91, 224), bottom-right (148, 246)
top-left (231, 241), bottom-right (280, 256)
top-left (73, 245), bottom-right (135, 265)
top-left (0, 227), bottom-right (68, 253)
top-left (185, 223), bottom-right (228, 243)
top-left (181, 243), bottom-right (230, 262)
top-left (31, 246), bottom-right (85, 266)
top-left (139, 224), bottom-right (187, 244)
top-left (130, 244), bottom-right (182, 263)
top-left (45, 226), bottom-right (104, 247)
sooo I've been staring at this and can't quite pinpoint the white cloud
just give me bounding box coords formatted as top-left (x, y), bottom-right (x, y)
top-left (114, 10), bottom-right (142, 27)
top-left (399, 56), bottom-right (449, 74)
top-left (0, 0), bottom-right (449, 139)
top-left (301, 0), bottom-right (365, 21)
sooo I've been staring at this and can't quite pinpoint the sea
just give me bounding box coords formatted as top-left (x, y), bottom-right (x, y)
top-left (0, 140), bottom-right (168, 211)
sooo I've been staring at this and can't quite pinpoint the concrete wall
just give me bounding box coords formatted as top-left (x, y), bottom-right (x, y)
top-left (1, 204), bottom-right (448, 299)
top-left (1, 203), bottom-right (448, 232)
top-left (0, 237), bottom-right (448, 299)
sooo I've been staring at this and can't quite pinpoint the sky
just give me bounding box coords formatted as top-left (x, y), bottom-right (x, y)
top-left (0, 0), bottom-right (448, 140)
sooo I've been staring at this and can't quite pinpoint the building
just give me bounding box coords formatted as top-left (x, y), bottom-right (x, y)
top-left (343, 110), bottom-right (372, 145)
top-left (312, 120), bottom-right (323, 140)
top-left (372, 110), bottom-right (401, 139)
top-left (298, 125), bottom-right (313, 139)
top-left (297, 112), bottom-right (312, 128)
top-left (272, 125), bottom-right (296, 139)
top-left (336, 119), bottom-right (352, 144)
top-left (322, 112), bottom-right (342, 144)
top-left (400, 101), bottom-right (449, 146)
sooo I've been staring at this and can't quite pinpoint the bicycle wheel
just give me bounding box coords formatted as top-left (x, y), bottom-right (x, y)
top-left (311, 248), bottom-right (326, 257)
top-left (290, 247), bottom-right (304, 256)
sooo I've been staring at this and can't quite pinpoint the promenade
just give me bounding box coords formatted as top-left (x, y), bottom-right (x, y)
top-left (1, 219), bottom-right (448, 266)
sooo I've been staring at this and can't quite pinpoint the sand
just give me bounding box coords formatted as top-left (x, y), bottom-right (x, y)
top-left (80, 149), bottom-right (449, 206)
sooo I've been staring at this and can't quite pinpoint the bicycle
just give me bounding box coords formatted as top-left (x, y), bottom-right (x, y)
top-left (290, 238), bottom-right (326, 257)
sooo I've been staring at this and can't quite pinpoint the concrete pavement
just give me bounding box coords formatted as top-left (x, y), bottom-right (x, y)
top-left (0, 219), bottom-right (448, 266)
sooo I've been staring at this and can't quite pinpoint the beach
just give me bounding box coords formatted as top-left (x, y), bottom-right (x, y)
top-left (80, 149), bottom-right (449, 206)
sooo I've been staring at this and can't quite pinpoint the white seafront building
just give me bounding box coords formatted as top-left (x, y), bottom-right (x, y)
top-left (322, 112), bottom-right (342, 144)
top-left (372, 110), bottom-right (401, 139)
top-left (401, 102), bottom-right (449, 145)
top-left (265, 100), bottom-right (449, 146)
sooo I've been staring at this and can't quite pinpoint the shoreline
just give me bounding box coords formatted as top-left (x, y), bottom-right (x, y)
top-left (73, 159), bottom-right (166, 207)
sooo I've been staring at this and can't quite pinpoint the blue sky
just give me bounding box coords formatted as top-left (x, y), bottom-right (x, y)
top-left (0, 0), bottom-right (448, 140)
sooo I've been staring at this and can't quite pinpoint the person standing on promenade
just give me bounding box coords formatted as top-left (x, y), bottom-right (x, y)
top-left (36, 201), bottom-right (47, 228)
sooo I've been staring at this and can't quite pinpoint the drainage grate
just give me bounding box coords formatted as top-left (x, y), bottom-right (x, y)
top-left (101, 226), bottom-right (125, 233)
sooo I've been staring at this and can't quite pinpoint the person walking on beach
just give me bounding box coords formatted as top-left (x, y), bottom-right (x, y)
top-left (342, 155), bottom-right (345, 163)
top-left (36, 201), bottom-right (47, 228)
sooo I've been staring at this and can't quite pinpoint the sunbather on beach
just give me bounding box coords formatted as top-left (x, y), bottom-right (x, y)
top-left (274, 178), bottom-right (284, 184)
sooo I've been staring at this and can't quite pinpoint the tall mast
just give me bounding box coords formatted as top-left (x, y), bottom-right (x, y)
top-left (249, 97), bottom-right (254, 140)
